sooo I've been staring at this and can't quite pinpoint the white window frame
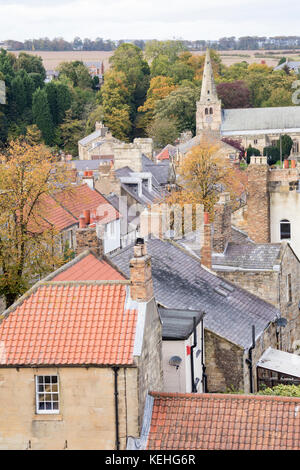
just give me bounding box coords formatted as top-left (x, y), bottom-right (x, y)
top-left (35, 375), bottom-right (60, 414)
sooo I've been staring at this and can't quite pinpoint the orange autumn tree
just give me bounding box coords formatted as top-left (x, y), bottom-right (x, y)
top-left (166, 141), bottom-right (245, 229)
top-left (0, 140), bottom-right (70, 307)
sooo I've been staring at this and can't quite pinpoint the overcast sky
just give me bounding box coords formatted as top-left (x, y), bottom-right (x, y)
top-left (0, 0), bottom-right (299, 41)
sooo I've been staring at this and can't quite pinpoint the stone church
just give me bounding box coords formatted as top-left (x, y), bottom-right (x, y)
top-left (194, 49), bottom-right (300, 156)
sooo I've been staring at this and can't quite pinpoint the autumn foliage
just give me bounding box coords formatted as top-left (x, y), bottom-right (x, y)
top-left (0, 140), bottom-right (70, 307)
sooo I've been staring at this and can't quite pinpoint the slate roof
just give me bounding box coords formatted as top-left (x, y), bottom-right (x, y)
top-left (0, 282), bottom-right (138, 366)
top-left (110, 238), bottom-right (280, 349)
top-left (221, 106), bottom-right (300, 135)
top-left (158, 307), bottom-right (204, 340)
top-left (212, 243), bottom-right (282, 271)
top-left (78, 129), bottom-right (103, 147)
top-left (257, 347), bottom-right (300, 379)
top-left (142, 155), bottom-right (170, 186)
top-left (142, 392), bottom-right (300, 450)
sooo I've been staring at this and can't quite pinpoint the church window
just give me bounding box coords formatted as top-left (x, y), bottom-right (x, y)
top-left (209, 108), bottom-right (213, 114)
top-left (254, 139), bottom-right (258, 145)
top-left (280, 219), bottom-right (291, 240)
top-left (205, 108), bottom-right (208, 115)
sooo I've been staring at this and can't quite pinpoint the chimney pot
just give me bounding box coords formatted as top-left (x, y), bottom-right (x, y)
top-left (83, 209), bottom-right (90, 225)
top-left (79, 215), bottom-right (86, 228)
top-left (204, 212), bottom-right (210, 224)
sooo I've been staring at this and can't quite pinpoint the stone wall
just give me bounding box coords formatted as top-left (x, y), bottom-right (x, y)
top-left (204, 329), bottom-right (244, 393)
top-left (0, 366), bottom-right (139, 450)
top-left (247, 158), bottom-right (270, 243)
top-left (135, 299), bottom-right (163, 427)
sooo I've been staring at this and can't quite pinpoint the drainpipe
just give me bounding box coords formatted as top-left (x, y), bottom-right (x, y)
top-left (113, 367), bottom-right (120, 450)
top-left (246, 325), bottom-right (256, 394)
top-left (191, 317), bottom-right (197, 393)
top-left (201, 319), bottom-right (207, 393)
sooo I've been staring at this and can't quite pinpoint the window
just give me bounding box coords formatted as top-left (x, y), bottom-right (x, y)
top-left (254, 139), bottom-right (258, 145)
top-left (35, 375), bottom-right (59, 414)
top-left (209, 107), bottom-right (213, 115)
top-left (205, 108), bottom-right (208, 115)
top-left (287, 274), bottom-right (292, 303)
top-left (280, 219), bottom-right (291, 240)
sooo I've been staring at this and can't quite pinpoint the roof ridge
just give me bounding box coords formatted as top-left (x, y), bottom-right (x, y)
top-left (41, 280), bottom-right (130, 286)
top-left (149, 391), bottom-right (300, 403)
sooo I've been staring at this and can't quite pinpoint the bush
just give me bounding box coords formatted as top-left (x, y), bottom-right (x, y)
top-left (263, 146), bottom-right (280, 165)
top-left (257, 384), bottom-right (300, 397)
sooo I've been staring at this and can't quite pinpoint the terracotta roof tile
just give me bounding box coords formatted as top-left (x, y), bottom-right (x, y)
top-left (0, 283), bottom-right (137, 366)
top-left (52, 253), bottom-right (125, 281)
top-left (146, 392), bottom-right (300, 450)
top-left (53, 184), bottom-right (119, 225)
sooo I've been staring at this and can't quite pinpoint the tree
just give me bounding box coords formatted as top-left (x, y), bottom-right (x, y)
top-left (137, 76), bottom-right (177, 131)
top-left (154, 86), bottom-right (198, 134)
top-left (109, 43), bottom-right (150, 131)
top-left (58, 61), bottom-right (93, 88)
top-left (16, 52), bottom-right (46, 80)
top-left (166, 141), bottom-right (241, 215)
top-left (59, 113), bottom-right (86, 155)
top-left (277, 134), bottom-right (293, 158)
top-left (32, 88), bottom-right (55, 146)
top-left (216, 81), bottom-right (251, 108)
top-left (246, 144), bottom-right (261, 163)
top-left (146, 116), bottom-right (179, 149)
top-left (263, 146), bottom-right (280, 165)
top-left (0, 140), bottom-right (69, 307)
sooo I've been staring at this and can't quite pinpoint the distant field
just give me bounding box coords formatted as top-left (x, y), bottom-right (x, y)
top-left (11, 49), bottom-right (300, 70)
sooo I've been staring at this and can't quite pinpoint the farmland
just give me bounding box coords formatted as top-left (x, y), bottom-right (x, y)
top-left (10, 49), bottom-right (300, 71)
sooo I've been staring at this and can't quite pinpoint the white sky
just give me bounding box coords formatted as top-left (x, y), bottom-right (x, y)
top-left (0, 0), bottom-right (299, 42)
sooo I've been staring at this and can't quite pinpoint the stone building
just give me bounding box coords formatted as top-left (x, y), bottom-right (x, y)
top-left (110, 237), bottom-right (280, 394)
top-left (246, 156), bottom-right (300, 260)
top-left (0, 237), bottom-right (163, 450)
top-left (194, 49), bottom-right (300, 157)
top-left (78, 122), bottom-right (122, 160)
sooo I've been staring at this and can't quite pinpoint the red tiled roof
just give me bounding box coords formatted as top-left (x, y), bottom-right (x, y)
top-left (0, 282), bottom-right (137, 366)
top-left (37, 194), bottom-right (78, 231)
top-left (146, 392), bottom-right (300, 450)
top-left (52, 253), bottom-right (125, 281)
top-left (53, 184), bottom-right (120, 225)
top-left (156, 148), bottom-right (170, 161)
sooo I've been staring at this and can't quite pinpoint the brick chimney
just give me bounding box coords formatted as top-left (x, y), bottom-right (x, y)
top-left (130, 238), bottom-right (154, 302)
top-left (213, 192), bottom-right (231, 253)
top-left (247, 156), bottom-right (270, 243)
top-left (75, 226), bottom-right (103, 258)
top-left (201, 212), bottom-right (212, 270)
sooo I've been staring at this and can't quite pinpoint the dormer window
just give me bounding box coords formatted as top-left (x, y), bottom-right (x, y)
top-left (280, 219), bottom-right (291, 240)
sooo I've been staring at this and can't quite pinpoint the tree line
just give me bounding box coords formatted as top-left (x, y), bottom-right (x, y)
top-left (3, 36), bottom-right (300, 52)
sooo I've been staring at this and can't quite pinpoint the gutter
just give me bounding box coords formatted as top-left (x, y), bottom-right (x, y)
top-left (245, 325), bottom-right (256, 394)
top-left (191, 317), bottom-right (197, 393)
top-left (113, 367), bottom-right (120, 450)
top-left (201, 320), bottom-right (207, 393)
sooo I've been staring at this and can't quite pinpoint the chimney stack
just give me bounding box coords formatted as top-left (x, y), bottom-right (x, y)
top-left (247, 156), bottom-right (270, 243)
top-left (201, 212), bottom-right (212, 270)
top-left (130, 238), bottom-right (154, 302)
top-left (75, 226), bottom-right (103, 258)
top-left (212, 192), bottom-right (231, 253)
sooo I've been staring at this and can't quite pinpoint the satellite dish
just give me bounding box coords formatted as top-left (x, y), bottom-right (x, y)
top-left (275, 317), bottom-right (287, 328)
top-left (169, 356), bottom-right (182, 369)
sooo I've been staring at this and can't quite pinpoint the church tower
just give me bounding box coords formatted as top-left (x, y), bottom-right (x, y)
top-left (196, 49), bottom-right (222, 135)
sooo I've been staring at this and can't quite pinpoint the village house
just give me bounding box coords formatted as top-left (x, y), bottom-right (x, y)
top-left (0, 235), bottom-right (163, 450)
top-left (109, 237), bottom-right (281, 394)
top-left (128, 392), bottom-right (300, 450)
top-left (176, 190), bottom-right (300, 356)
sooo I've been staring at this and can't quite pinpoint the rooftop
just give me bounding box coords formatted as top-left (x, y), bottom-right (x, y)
top-left (110, 238), bottom-right (279, 349)
top-left (257, 347), bottom-right (300, 378)
top-left (212, 242), bottom-right (282, 271)
top-left (133, 392), bottom-right (300, 450)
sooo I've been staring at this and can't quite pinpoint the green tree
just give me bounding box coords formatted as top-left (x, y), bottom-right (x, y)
top-left (16, 52), bottom-right (46, 80)
top-left (58, 61), bottom-right (93, 88)
top-left (32, 88), bottom-right (55, 146)
top-left (59, 114), bottom-right (85, 156)
top-left (154, 85), bottom-right (198, 134)
top-left (147, 116), bottom-right (179, 148)
top-left (258, 384), bottom-right (300, 397)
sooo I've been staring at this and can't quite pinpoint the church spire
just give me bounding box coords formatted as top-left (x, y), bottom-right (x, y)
top-left (199, 49), bottom-right (218, 104)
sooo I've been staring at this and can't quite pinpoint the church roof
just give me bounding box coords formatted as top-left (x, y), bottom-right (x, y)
top-left (221, 106), bottom-right (300, 135)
